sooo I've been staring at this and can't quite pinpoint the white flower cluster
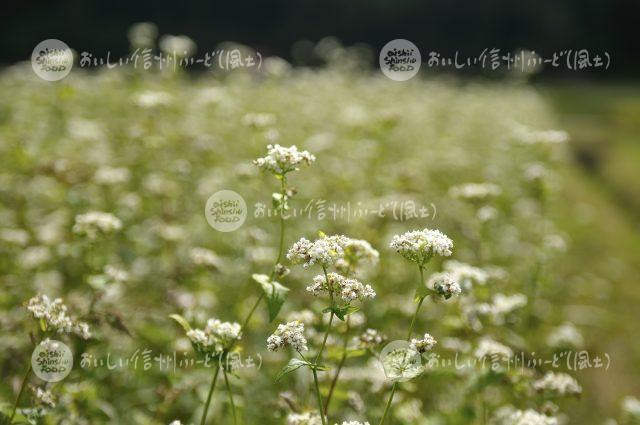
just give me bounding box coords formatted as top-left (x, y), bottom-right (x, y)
top-left (546, 323), bottom-right (584, 348)
top-left (267, 320), bottom-right (308, 352)
top-left (410, 333), bottom-right (437, 353)
top-left (94, 166), bottom-right (131, 185)
top-left (189, 247), bottom-right (223, 269)
top-left (253, 144), bottom-right (315, 175)
top-left (507, 409), bottom-right (557, 425)
top-left (32, 386), bottom-right (56, 408)
top-left (335, 238), bottom-right (380, 275)
top-left (287, 235), bottom-right (351, 268)
top-left (306, 272), bottom-right (376, 303)
top-left (186, 318), bottom-right (241, 354)
top-left (449, 183), bottom-right (502, 201)
top-left (533, 372), bottom-right (582, 396)
top-left (242, 112), bottom-right (277, 128)
top-left (72, 211), bottom-right (122, 239)
top-left (475, 293), bottom-right (528, 324)
top-left (335, 422), bottom-right (370, 425)
top-left (27, 294), bottom-right (92, 339)
top-left (474, 338), bottom-right (513, 359)
top-left (389, 228), bottom-right (453, 266)
top-left (622, 396), bottom-right (640, 418)
top-left (443, 260), bottom-right (488, 289)
top-left (286, 412), bottom-right (322, 425)
top-left (427, 272), bottom-right (461, 299)
top-left (168, 421), bottom-right (183, 425)
top-left (358, 328), bottom-right (386, 348)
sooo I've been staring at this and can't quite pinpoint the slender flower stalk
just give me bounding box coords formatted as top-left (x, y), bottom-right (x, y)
top-left (223, 368), bottom-right (238, 425)
top-left (298, 350), bottom-right (327, 425)
top-left (200, 366), bottom-right (221, 425)
top-left (315, 266), bottom-right (334, 365)
top-left (9, 364), bottom-right (32, 422)
top-left (324, 317), bottom-right (351, 415)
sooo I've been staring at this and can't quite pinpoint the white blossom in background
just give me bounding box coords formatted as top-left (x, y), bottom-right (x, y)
top-left (474, 338), bottom-right (512, 359)
top-left (427, 272), bottom-right (461, 299)
top-left (159, 34), bottom-right (196, 57)
top-left (449, 182), bottom-right (502, 201)
top-left (389, 228), bottom-right (453, 266)
top-left (31, 386), bottom-right (56, 408)
top-left (547, 322), bottom-right (584, 349)
top-left (443, 260), bottom-right (488, 289)
top-left (26, 294), bottom-right (91, 339)
top-left (533, 372), bottom-right (582, 396)
top-left (267, 320), bottom-right (308, 352)
top-left (287, 235), bottom-right (350, 268)
top-left (168, 421), bottom-right (183, 425)
top-left (410, 333), bottom-right (437, 353)
top-left (134, 91), bottom-right (173, 108)
top-left (243, 112), bottom-right (277, 128)
top-left (0, 228), bottom-right (30, 246)
top-left (334, 238), bottom-right (380, 275)
top-left (622, 396), bottom-right (640, 419)
top-left (72, 211), bottom-right (122, 239)
top-left (286, 412), bottom-right (322, 425)
top-left (189, 247), bottom-right (223, 269)
top-left (185, 318), bottom-right (241, 354)
top-left (358, 329), bottom-right (386, 348)
top-left (20, 246), bottom-right (51, 269)
top-left (94, 166), bottom-right (131, 185)
top-left (524, 162), bottom-right (548, 182)
top-left (495, 408), bottom-right (558, 425)
top-left (286, 309), bottom-right (316, 325)
top-left (253, 144), bottom-right (315, 175)
top-left (306, 272), bottom-right (376, 303)
top-left (335, 421), bottom-right (370, 425)
top-left (477, 205), bottom-right (498, 222)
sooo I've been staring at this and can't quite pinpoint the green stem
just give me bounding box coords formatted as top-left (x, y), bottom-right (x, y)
top-left (379, 265), bottom-right (426, 425)
top-left (315, 266), bottom-right (334, 365)
top-left (200, 366), bottom-right (221, 425)
top-left (378, 382), bottom-right (398, 425)
top-left (324, 317), bottom-right (350, 415)
top-left (223, 368), bottom-right (238, 425)
top-left (312, 368), bottom-right (327, 425)
top-left (10, 364), bottom-right (32, 422)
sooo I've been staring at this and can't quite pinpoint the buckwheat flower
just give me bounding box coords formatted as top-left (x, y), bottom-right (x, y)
top-left (389, 228), bottom-right (453, 266)
top-left (186, 318), bottom-right (241, 354)
top-left (287, 412), bottom-right (322, 425)
top-left (410, 333), bottom-right (437, 353)
top-left (358, 328), bottom-right (386, 349)
top-left (335, 238), bottom-right (380, 275)
top-left (168, 421), bottom-right (183, 425)
top-left (443, 260), bottom-right (488, 288)
top-left (253, 144), bottom-right (315, 175)
top-left (427, 272), bottom-right (461, 299)
top-left (336, 421), bottom-right (370, 425)
top-left (243, 112), bottom-right (277, 128)
top-left (533, 372), bottom-right (582, 396)
top-left (524, 163), bottom-right (547, 182)
top-left (491, 293), bottom-right (527, 317)
top-left (622, 396), bottom-right (640, 419)
top-left (0, 228), bottom-right (29, 246)
top-left (73, 211), bottom-right (122, 239)
top-left (287, 235), bottom-right (349, 268)
top-left (134, 91), bottom-right (173, 108)
top-left (31, 386), bottom-right (56, 408)
top-left (449, 183), bottom-right (502, 201)
top-left (506, 409), bottom-right (557, 425)
top-left (20, 246), bottom-right (51, 269)
top-left (274, 263), bottom-right (290, 278)
top-left (307, 272), bottom-right (376, 303)
top-left (159, 34), bottom-right (196, 57)
top-left (94, 166), bottom-right (131, 185)
top-left (189, 247), bottom-right (223, 269)
top-left (477, 205), bottom-right (498, 222)
top-left (547, 323), bottom-right (584, 349)
top-left (286, 309), bottom-right (316, 325)
top-left (26, 294), bottom-right (91, 339)
top-left (474, 338), bottom-right (512, 359)
top-left (267, 320), bottom-right (308, 352)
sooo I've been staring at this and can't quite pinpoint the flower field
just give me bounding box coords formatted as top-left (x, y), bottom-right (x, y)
top-left (1, 54), bottom-right (639, 425)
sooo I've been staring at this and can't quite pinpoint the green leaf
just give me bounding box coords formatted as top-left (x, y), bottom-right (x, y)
top-left (345, 348), bottom-right (367, 358)
top-left (323, 305), bottom-right (360, 321)
top-left (252, 274), bottom-right (290, 322)
top-left (275, 358), bottom-right (309, 382)
top-left (169, 314), bottom-right (192, 332)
